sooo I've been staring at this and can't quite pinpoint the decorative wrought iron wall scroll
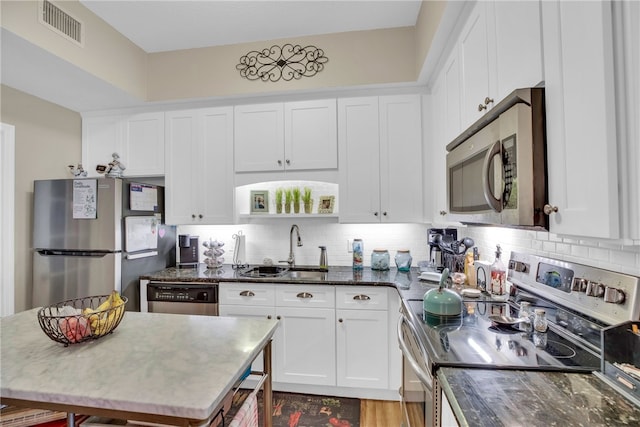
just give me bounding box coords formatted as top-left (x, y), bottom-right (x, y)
top-left (236, 44), bottom-right (328, 82)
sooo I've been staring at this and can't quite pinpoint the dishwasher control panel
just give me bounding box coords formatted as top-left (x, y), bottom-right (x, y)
top-left (147, 283), bottom-right (218, 303)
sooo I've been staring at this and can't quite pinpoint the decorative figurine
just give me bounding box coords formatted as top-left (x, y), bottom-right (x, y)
top-left (68, 163), bottom-right (87, 177)
top-left (96, 153), bottom-right (126, 178)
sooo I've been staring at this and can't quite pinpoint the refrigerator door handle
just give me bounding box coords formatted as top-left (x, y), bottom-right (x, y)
top-left (36, 249), bottom-right (114, 257)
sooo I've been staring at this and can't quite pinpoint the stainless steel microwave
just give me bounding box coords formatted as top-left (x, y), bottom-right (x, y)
top-left (445, 88), bottom-right (548, 229)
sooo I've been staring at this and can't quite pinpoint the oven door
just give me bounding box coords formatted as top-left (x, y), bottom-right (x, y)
top-left (398, 313), bottom-right (432, 427)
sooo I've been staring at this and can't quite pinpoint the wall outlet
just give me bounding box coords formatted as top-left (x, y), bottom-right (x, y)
top-left (347, 239), bottom-right (353, 253)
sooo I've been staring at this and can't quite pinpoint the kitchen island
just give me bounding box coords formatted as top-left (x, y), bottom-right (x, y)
top-left (0, 309), bottom-right (278, 426)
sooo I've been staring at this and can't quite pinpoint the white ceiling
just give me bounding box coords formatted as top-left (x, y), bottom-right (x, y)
top-left (80, 0), bottom-right (423, 53)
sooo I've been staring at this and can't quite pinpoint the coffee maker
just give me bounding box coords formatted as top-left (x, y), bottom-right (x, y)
top-left (178, 234), bottom-right (199, 268)
top-left (428, 228), bottom-right (457, 271)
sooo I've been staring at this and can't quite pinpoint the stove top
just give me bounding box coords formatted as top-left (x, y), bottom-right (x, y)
top-left (404, 299), bottom-right (601, 373)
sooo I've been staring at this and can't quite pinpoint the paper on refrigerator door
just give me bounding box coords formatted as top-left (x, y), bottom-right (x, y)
top-left (124, 216), bottom-right (159, 253)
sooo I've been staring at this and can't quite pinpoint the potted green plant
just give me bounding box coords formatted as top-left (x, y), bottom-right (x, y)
top-left (302, 187), bottom-right (313, 214)
top-left (275, 188), bottom-right (284, 214)
top-left (284, 188), bottom-right (293, 214)
top-left (292, 187), bottom-right (301, 213)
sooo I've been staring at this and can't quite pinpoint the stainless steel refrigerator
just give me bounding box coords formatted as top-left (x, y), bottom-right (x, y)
top-left (32, 178), bottom-right (176, 309)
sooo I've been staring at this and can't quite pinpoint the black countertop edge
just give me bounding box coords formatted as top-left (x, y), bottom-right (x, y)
top-left (139, 264), bottom-right (422, 289)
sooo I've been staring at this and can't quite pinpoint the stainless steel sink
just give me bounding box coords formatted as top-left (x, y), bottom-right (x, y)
top-left (239, 266), bottom-right (289, 278)
top-left (285, 270), bottom-right (328, 280)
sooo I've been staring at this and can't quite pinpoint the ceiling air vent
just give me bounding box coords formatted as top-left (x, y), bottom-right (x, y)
top-left (39, 0), bottom-right (84, 46)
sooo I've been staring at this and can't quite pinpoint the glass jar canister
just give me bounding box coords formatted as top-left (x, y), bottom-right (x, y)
top-left (395, 250), bottom-right (412, 272)
top-left (371, 249), bottom-right (390, 270)
top-left (533, 308), bottom-right (548, 332)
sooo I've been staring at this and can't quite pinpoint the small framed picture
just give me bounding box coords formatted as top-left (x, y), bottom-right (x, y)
top-left (318, 195), bottom-right (335, 214)
top-left (250, 190), bottom-right (269, 214)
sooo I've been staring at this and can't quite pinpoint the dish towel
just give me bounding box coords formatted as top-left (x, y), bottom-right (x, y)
top-left (229, 391), bottom-right (258, 427)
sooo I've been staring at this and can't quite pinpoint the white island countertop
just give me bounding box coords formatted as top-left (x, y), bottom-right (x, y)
top-left (1, 309), bottom-right (278, 426)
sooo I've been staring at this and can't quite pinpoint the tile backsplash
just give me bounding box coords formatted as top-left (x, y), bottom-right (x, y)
top-left (178, 222), bottom-right (639, 276)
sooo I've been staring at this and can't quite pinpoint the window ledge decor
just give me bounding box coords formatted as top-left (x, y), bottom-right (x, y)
top-left (237, 44), bottom-right (328, 82)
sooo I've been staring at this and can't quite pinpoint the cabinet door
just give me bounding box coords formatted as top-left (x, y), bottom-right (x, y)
top-left (82, 116), bottom-right (122, 177)
top-left (459, 1), bottom-right (492, 128)
top-left (493, 0), bottom-right (544, 102)
top-left (164, 110), bottom-right (199, 224)
top-left (542, 0), bottom-right (620, 238)
top-left (336, 308), bottom-right (389, 389)
top-left (234, 103), bottom-right (284, 172)
top-left (274, 306), bottom-right (336, 386)
top-left (284, 99), bottom-right (337, 170)
top-left (379, 95), bottom-right (423, 223)
top-left (338, 97), bottom-right (382, 223)
top-left (122, 112), bottom-right (164, 177)
top-left (198, 107), bottom-right (234, 224)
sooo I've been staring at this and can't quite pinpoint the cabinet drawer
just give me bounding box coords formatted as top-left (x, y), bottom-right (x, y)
top-left (219, 282), bottom-right (275, 306)
top-left (275, 284), bottom-right (335, 308)
top-left (336, 286), bottom-right (388, 310)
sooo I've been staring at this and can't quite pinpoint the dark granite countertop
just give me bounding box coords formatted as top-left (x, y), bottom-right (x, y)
top-left (139, 263), bottom-right (431, 289)
top-left (437, 368), bottom-right (640, 427)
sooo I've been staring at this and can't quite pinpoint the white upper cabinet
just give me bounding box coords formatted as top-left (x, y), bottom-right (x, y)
top-left (234, 99), bottom-right (337, 172)
top-left (541, 0), bottom-right (620, 238)
top-left (82, 112), bottom-right (165, 177)
top-left (339, 95), bottom-right (423, 223)
top-left (458, 0), bottom-right (543, 130)
top-left (164, 107), bottom-right (234, 225)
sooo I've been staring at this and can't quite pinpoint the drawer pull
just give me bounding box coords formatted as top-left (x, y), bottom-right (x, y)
top-left (296, 292), bottom-right (313, 299)
top-left (239, 290), bottom-right (255, 297)
top-left (353, 294), bottom-right (371, 301)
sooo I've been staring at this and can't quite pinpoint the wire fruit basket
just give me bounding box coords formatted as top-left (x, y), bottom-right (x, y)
top-left (37, 293), bottom-right (127, 346)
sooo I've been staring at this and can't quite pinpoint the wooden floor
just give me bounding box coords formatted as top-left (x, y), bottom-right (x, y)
top-left (360, 399), bottom-right (403, 427)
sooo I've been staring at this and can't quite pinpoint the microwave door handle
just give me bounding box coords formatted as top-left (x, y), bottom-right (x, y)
top-left (482, 140), bottom-right (503, 213)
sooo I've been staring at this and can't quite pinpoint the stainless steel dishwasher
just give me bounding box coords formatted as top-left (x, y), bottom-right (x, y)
top-left (146, 282), bottom-right (218, 316)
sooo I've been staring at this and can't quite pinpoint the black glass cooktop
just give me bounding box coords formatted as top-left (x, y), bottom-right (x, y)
top-left (405, 299), bottom-right (601, 373)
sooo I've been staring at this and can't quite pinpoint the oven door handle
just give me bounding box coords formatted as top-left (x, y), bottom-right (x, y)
top-left (482, 139), bottom-right (504, 213)
top-left (397, 314), bottom-right (433, 391)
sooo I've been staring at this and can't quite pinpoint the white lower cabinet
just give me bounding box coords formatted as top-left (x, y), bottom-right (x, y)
top-left (219, 282), bottom-right (399, 397)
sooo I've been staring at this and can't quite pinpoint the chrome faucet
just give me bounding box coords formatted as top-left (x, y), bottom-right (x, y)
top-left (282, 224), bottom-right (303, 267)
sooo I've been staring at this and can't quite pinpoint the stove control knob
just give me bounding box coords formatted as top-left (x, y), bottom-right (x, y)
top-left (585, 281), bottom-right (600, 296)
top-left (604, 287), bottom-right (626, 304)
top-left (572, 278), bottom-right (588, 292)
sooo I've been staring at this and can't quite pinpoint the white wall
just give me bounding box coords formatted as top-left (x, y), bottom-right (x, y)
top-left (178, 222), bottom-right (640, 277)
top-left (178, 222), bottom-right (430, 269)
top-left (463, 226), bottom-right (640, 276)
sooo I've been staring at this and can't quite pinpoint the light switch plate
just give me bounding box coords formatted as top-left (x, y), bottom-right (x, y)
top-left (347, 239), bottom-right (353, 253)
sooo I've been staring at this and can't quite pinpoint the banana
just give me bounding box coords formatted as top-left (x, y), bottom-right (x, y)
top-left (84, 291), bottom-right (124, 335)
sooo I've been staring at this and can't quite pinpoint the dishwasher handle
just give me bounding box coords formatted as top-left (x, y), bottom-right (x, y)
top-left (397, 314), bottom-right (433, 391)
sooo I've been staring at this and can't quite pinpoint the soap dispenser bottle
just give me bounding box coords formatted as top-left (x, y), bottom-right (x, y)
top-left (490, 244), bottom-right (507, 296)
top-left (319, 246), bottom-right (328, 269)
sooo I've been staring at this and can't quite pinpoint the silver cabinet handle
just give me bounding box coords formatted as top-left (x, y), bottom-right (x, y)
top-left (484, 96), bottom-right (494, 105)
top-left (286, 159), bottom-right (291, 165)
top-left (439, 210), bottom-right (447, 216)
top-left (198, 214), bottom-right (203, 219)
top-left (478, 103), bottom-right (487, 111)
top-left (277, 160), bottom-right (282, 166)
top-left (374, 212), bottom-right (379, 217)
top-left (239, 290), bottom-right (255, 297)
top-left (382, 212), bottom-right (387, 217)
top-left (543, 204), bottom-right (559, 215)
top-left (277, 315), bottom-right (281, 320)
top-left (338, 318), bottom-right (343, 323)
top-left (191, 214), bottom-right (196, 219)
top-left (296, 292), bottom-right (313, 299)
top-left (353, 294), bottom-right (371, 301)
top-left (267, 315), bottom-right (272, 319)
